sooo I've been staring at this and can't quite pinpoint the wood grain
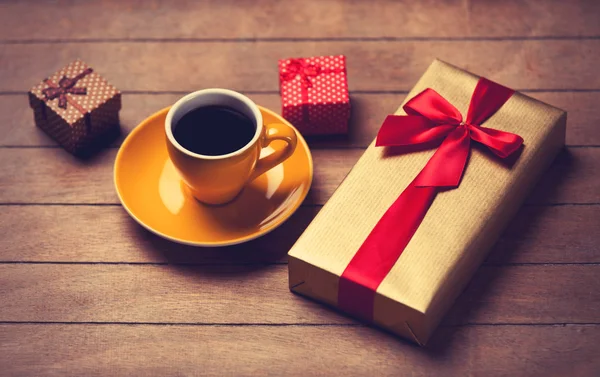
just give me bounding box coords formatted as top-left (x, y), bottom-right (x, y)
top-left (0, 324), bottom-right (598, 376)
top-left (1, 205), bottom-right (598, 265)
top-left (0, 264), bottom-right (597, 324)
top-left (0, 148), bottom-right (353, 205)
top-left (1, 0), bottom-right (599, 41)
top-left (3, 40), bottom-right (600, 93)
top-left (0, 205), bottom-right (317, 264)
top-left (0, 148), bottom-right (598, 205)
top-left (488, 205), bottom-right (600, 264)
top-left (1, 1), bottom-right (599, 375)
top-left (3, 91), bottom-right (600, 147)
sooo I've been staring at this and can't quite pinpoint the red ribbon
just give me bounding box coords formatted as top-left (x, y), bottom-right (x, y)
top-left (338, 77), bottom-right (524, 321)
top-left (42, 67), bottom-right (93, 112)
top-left (280, 58), bottom-right (343, 124)
top-left (280, 59), bottom-right (322, 89)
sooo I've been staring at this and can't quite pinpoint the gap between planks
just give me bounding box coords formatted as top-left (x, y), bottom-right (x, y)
top-left (0, 261), bottom-right (598, 266)
top-left (0, 202), bottom-right (598, 207)
top-left (4, 89), bottom-right (600, 95)
top-left (0, 145), bottom-right (598, 149)
top-left (0, 321), bottom-right (597, 327)
top-left (2, 36), bottom-right (600, 45)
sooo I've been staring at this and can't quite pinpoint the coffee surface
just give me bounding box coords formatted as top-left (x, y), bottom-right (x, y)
top-left (173, 105), bottom-right (255, 156)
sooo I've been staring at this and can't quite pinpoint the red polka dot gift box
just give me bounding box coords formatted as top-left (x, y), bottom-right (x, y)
top-left (28, 59), bottom-right (121, 156)
top-left (279, 55), bottom-right (350, 136)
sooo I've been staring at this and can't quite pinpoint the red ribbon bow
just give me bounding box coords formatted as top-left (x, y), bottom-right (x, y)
top-left (338, 77), bottom-right (524, 322)
top-left (42, 68), bottom-right (93, 110)
top-left (279, 59), bottom-right (322, 89)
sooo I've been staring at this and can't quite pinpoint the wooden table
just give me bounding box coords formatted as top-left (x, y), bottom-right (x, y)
top-left (1, 1), bottom-right (599, 375)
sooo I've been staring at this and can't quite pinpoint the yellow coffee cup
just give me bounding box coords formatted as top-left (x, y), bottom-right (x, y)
top-left (165, 89), bottom-right (297, 205)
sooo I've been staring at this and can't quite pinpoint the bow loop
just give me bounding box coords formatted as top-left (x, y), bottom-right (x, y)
top-left (468, 124), bottom-right (523, 158)
top-left (67, 87), bottom-right (87, 95)
top-left (302, 63), bottom-right (321, 77)
top-left (41, 87), bottom-right (63, 100)
top-left (280, 59), bottom-right (321, 89)
top-left (42, 68), bottom-right (94, 110)
top-left (376, 115), bottom-right (455, 147)
top-left (58, 75), bottom-right (75, 89)
top-left (404, 88), bottom-right (463, 125)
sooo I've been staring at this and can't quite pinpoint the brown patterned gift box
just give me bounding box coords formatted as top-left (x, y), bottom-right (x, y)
top-left (28, 59), bottom-right (121, 156)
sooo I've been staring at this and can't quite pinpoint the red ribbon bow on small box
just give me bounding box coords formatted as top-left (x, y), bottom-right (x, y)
top-left (279, 59), bottom-right (322, 89)
top-left (338, 77), bottom-right (524, 321)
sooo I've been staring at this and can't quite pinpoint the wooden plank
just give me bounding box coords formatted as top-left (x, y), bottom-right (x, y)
top-left (0, 324), bottom-right (597, 376)
top-left (532, 91), bottom-right (600, 146)
top-left (489, 205), bottom-right (600, 264)
top-left (526, 148), bottom-right (599, 205)
top-left (1, 205), bottom-right (598, 264)
top-left (0, 264), bottom-right (598, 324)
top-left (1, 0), bottom-right (599, 41)
top-left (3, 91), bottom-right (600, 147)
top-left (0, 148), bottom-right (598, 205)
top-left (0, 148), bottom-right (352, 205)
top-left (2, 40), bottom-right (600, 93)
top-left (0, 264), bottom-right (343, 325)
top-left (447, 265), bottom-right (600, 325)
top-left (0, 205), bottom-right (318, 264)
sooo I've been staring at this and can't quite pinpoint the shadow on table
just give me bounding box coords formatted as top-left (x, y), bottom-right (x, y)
top-left (300, 93), bottom-right (385, 148)
top-left (125, 202), bottom-right (320, 269)
top-left (64, 124), bottom-right (122, 161)
top-left (425, 147), bottom-right (575, 354)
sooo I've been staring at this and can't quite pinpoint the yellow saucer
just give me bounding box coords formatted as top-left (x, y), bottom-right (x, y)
top-left (114, 106), bottom-right (313, 246)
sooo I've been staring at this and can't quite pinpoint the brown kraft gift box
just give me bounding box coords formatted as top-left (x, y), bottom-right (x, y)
top-left (288, 59), bottom-right (567, 345)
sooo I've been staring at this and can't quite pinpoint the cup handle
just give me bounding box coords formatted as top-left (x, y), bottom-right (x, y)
top-left (249, 123), bottom-right (297, 182)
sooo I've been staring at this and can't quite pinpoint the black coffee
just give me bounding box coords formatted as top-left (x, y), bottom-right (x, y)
top-left (173, 105), bottom-right (255, 156)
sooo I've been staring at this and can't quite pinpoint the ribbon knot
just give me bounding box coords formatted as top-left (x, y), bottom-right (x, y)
top-left (375, 78), bottom-right (523, 188)
top-left (42, 68), bottom-right (93, 109)
top-left (280, 59), bottom-right (322, 89)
